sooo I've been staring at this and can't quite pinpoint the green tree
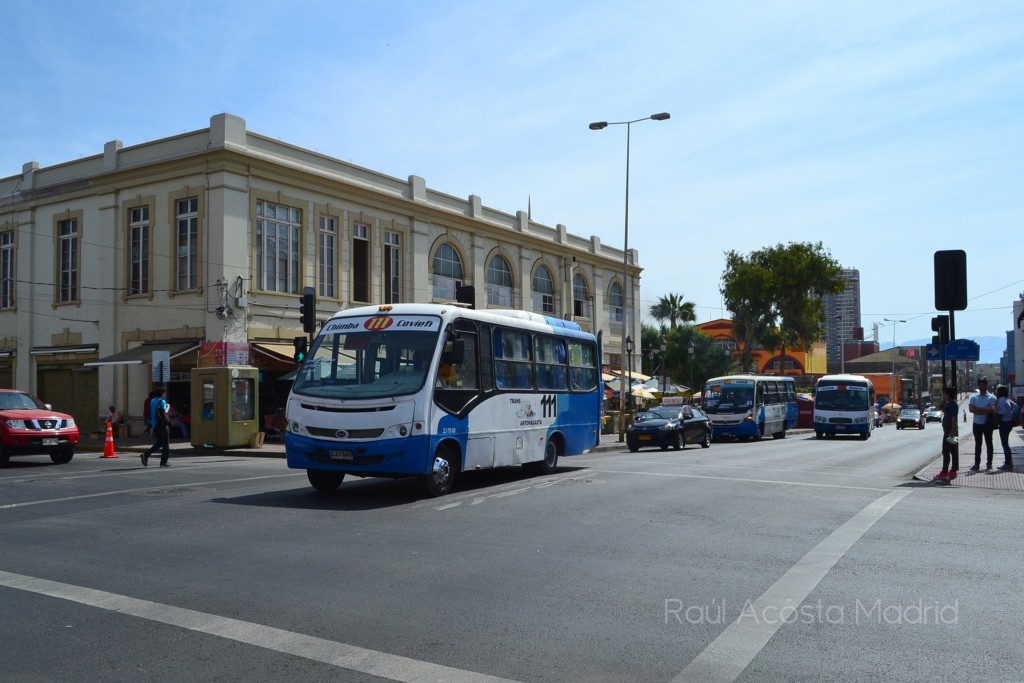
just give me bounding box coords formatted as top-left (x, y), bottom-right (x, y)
top-left (641, 323), bottom-right (724, 395)
top-left (720, 242), bottom-right (844, 373)
top-left (650, 293), bottom-right (697, 330)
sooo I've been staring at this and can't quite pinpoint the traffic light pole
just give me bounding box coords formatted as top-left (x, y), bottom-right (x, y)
top-left (948, 310), bottom-right (956, 395)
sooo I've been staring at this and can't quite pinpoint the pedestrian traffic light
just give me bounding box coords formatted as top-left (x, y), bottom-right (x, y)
top-left (931, 314), bottom-right (950, 346)
top-left (299, 286), bottom-right (316, 334)
top-left (292, 336), bottom-right (307, 363)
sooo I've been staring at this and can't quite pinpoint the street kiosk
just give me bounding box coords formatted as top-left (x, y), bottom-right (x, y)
top-left (190, 366), bottom-right (260, 448)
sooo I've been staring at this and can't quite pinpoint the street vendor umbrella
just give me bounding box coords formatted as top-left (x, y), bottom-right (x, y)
top-left (631, 388), bottom-right (657, 400)
top-left (881, 402), bottom-right (901, 411)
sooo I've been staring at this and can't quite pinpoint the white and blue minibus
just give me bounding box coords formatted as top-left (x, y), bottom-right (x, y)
top-left (285, 303), bottom-right (603, 496)
top-left (813, 374), bottom-right (876, 439)
top-left (701, 374), bottom-right (798, 440)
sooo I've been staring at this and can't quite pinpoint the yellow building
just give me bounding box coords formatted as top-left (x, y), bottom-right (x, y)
top-left (697, 319), bottom-right (827, 377)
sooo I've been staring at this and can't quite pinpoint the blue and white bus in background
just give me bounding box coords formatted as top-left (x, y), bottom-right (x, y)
top-left (812, 374), bottom-right (876, 440)
top-left (701, 374), bottom-right (798, 440)
top-left (285, 303), bottom-right (603, 497)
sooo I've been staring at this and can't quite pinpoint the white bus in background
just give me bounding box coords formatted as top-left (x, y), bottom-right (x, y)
top-left (813, 374), bottom-right (876, 440)
top-left (701, 374), bottom-right (798, 441)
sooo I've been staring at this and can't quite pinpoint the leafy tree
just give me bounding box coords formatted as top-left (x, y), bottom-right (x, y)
top-left (720, 242), bottom-right (844, 373)
top-left (641, 323), bottom-right (724, 394)
top-left (650, 293), bottom-right (696, 329)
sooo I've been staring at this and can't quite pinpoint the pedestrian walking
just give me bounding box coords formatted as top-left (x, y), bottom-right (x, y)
top-left (142, 390), bottom-right (156, 436)
top-left (935, 386), bottom-right (959, 481)
top-left (968, 377), bottom-right (997, 471)
top-left (141, 388), bottom-right (172, 467)
top-left (994, 384), bottom-right (1016, 471)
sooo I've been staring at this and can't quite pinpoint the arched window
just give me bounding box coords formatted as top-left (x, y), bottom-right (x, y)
top-left (486, 254), bottom-right (513, 307)
top-left (431, 243), bottom-right (464, 299)
top-left (532, 265), bottom-right (555, 314)
top-left (609, 282), bottom-right (624, 323)
top-left (573, 273), bottom-right (590, 318)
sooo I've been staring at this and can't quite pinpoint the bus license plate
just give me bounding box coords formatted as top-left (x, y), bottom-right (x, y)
top-left (43, 438), bottom-right (58, 446)
top-left (329, 450), bottom-right (354, 461)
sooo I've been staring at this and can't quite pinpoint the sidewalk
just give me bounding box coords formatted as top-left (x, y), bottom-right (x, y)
top-left (913, 426), bottom-right (1024, 492)
top-left (80, 433), bottom-right (286, 458)
top-left (910, 395), bottom-right (1023, 491)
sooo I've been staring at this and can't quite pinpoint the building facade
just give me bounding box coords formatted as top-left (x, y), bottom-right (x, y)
top-left (696, 319), bottom-right (827, 382)
top-left (823, 268), bottom-right (861, 371)
top-left (0, 114), bottom-right (640, 434)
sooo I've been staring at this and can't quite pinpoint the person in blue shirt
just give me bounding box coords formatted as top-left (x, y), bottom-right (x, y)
top-left (141, 387), bottom-right (171, 467)
top-left (994, 384), bottom-right (1016, 471)
top-left (968, 377), bottom-right (997, 471)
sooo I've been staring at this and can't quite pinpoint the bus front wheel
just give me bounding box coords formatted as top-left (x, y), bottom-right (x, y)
top-left (421, 446), bottom-right (455, 497)
top-left (307, 469), bottom-right (344, 493)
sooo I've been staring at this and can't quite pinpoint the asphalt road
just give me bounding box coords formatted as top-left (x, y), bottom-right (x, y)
top-left (2, 423), bottom-right (1023, 682)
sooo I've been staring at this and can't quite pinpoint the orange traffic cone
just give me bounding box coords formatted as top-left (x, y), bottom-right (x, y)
top-left (101, 421), bottom-right (118, 458)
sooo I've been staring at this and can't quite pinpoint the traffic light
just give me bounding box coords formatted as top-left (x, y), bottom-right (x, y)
top-left (934, 250), bottom-right (967, 311)
top-left (931, 314), bottom-right (950, 346)
top-left (299, 286), bottom-right (316, 333)
top-left (292, 336), bottom-right (308, 363)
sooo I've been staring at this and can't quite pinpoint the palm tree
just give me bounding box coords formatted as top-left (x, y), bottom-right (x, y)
top-left (650, 293), bottom-right (696, 329)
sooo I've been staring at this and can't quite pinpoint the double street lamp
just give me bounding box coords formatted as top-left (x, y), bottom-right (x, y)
top-left (590, 112), bottom-right (670, 438)
top-left (884, 318), bottom-right (906, 405)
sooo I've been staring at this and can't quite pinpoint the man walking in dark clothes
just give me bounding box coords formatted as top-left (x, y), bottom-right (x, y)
top-left (141, 387), bottom-right (171, 467)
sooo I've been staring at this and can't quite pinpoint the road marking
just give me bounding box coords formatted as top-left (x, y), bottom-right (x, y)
top-left (0, 569), bottom-right (524, 683)
top-left (435, 502), bottom-right (461, 510)
top-left (593, 468), bottom-right (893, 492)
top-left (0, 474), bottom-right (301, 510)
top-left (671, 489), bottom-right (912, 683)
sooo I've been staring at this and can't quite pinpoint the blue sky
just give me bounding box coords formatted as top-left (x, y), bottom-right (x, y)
top-left (3, 1), bottom-right (1022, 360)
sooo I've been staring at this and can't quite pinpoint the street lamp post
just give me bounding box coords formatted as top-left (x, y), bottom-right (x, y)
top-left (884, 318), bottom-right (905, 405)
top-left (660, 338), bottom-right (668, 401)
top-left (590, 112), bottom-right (670, 440)
top-left (688, 342), bottom-right (696, 403)
top-left (625, 335), bottom-right (634, 412)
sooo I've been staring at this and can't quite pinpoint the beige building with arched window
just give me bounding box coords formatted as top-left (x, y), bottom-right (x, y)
top-left (0, 113), bottom-right (642, 433)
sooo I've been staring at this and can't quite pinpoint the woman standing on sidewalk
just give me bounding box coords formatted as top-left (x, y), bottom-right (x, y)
top-left (994, 385), bottom-right (1015, 471)
top-left (936, 386), bottom-right (959, 481)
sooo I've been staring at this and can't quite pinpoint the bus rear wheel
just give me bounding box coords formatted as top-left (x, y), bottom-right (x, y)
top-left (307, 469), bottom-right (344, 493)
top-left (421, 445), bottom-right (455, 497)
top-left (526, 438), bottom-right (560, 476)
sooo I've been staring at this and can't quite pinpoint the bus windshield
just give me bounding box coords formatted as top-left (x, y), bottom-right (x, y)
top-left (814, 384), bottom-right (870, 410)
top-left (292, 320), bottom-right (441, 400)
top-left (703, 384), bottom-right (754, 414)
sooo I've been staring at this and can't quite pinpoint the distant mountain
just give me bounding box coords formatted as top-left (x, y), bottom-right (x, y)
top-left (881, 336), bottom-right (1005, 364)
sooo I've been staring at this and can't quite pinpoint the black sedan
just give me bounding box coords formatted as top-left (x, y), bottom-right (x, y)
top-left (626, 405), bottom-right (713, 452)
top-left (896, 408), bottom-right (926, 430)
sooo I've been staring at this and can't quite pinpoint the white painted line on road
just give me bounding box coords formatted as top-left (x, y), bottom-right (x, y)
top-left (593, 468), bottom-right (893, 492)
top-left (435, 502), bottom-right (462, 510)
top-left (0, 569), bottom-right (525, 683)
top-left (0, 474), bottom-right (302, 510)
top-left (671, 489), bottom-right (912, 683)
top-left (490, 486), bottom-right (532, 498)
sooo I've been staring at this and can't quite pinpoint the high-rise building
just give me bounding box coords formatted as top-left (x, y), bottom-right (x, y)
top-left (824, 269), bottom-right (861, 371)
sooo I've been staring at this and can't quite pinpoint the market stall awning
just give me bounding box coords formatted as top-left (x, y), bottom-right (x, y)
top-left (84, 341), bottom-right (200, 367)
top-left (252, 343), bottom-right (296, 362)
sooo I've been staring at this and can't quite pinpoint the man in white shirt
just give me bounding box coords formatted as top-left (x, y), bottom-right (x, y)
top-left (968, 377), bottom-right (997, 471)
